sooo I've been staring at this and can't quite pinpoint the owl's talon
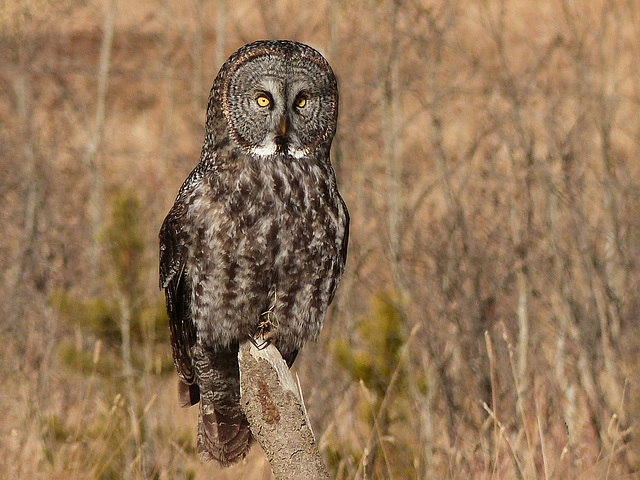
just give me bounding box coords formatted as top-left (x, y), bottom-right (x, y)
top-left (248, 334), bottom-right (270, 350)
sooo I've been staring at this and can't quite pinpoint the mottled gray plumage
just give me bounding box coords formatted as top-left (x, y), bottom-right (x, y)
top-left (159, 40), bottom-right (349, 466)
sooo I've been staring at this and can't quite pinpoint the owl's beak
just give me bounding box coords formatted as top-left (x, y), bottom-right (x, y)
top-left (280, 118), bottom-right (288, 136)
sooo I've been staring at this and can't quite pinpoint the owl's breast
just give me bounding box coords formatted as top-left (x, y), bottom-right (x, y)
top-left (187, 158), bottom-right (346, 349)
top-left (190, 159), bottom-right (344, 269)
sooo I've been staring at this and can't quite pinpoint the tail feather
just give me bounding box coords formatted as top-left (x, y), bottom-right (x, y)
top-left (197, 404), bottom-right (254, 465)
top-left (192, 344), bottom-right (254, 466)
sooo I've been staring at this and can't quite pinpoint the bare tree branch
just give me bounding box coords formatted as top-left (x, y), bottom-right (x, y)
top-left (85, 0), bottom-right (116, 292)
top-left (238, 337), bottom-right (330, 480)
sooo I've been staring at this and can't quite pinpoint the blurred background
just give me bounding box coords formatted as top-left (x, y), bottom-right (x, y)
top-left (1, 0), bottom-right (640, 478)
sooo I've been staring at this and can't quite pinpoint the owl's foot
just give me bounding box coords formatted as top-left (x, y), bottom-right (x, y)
top-left (250, 319), bottom-right (279, 349)
top-left (248, 334), bottom-right (270, 350)
top-left (255, 295), bottom-right (279, 344)
top-left (249, 308), bottom-right (279, 350)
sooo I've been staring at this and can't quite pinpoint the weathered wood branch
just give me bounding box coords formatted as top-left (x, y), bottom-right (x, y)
top-left (238, 337), bottom-right (330, 480)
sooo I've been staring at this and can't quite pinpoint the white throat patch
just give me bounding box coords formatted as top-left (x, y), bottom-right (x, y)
top-left (249, 140), bottom-right (278, 158)
top-left (248, 140), bottom-right (309, 159)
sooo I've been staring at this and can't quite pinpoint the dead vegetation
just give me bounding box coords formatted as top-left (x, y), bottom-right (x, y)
top-left (1, 0), bottom-right (639, 478)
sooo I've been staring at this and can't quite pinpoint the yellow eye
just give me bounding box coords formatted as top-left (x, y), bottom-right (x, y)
top-left (257, 95), bottom-right (270, 107)
top-left (295, 96), bottom-right (306, 108)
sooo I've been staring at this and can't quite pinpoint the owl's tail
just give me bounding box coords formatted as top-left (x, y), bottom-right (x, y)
top-left (192, 345), bottom-right (254, 466)
top-left (197, 402), bottom-right (253, 466)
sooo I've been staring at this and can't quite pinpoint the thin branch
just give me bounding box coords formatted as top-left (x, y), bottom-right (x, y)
top-left (84, 0), bottom-right (116, 292)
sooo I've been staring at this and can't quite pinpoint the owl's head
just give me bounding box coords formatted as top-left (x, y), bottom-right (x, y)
top-left (206, 40), bottom-right (338, 159)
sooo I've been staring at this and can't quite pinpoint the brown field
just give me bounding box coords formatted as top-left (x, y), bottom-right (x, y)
top-left (1, 0), bottom-right (640, 478)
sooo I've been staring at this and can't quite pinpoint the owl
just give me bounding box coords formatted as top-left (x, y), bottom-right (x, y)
top-left (159, 40), bottom-right (349, 466)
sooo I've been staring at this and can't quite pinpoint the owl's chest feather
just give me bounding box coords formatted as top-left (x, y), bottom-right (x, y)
top-left (189, 158), bottom-right (342, 273)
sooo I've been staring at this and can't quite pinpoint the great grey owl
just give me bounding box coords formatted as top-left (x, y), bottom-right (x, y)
top-left (159, 40), bottom-right (349, 466)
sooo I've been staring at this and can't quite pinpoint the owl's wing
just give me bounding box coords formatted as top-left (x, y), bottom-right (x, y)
top-left (159, 199), bottom-right (199, 406)
top-left (339, 201), bottom-right (350, 268)
top-left (328, 197), bottom-right (350, 305)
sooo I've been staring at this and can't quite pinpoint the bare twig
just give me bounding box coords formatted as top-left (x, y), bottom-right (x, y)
top-left (84, 0), bottom-right (116, 292)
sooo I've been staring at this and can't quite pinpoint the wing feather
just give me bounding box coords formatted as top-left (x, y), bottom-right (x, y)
top-left (328, 196), bottom-right (350, 305)
top-left (159, 200), bottom-right (198, 401)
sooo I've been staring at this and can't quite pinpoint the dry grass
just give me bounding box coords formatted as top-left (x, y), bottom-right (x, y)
top-left (1, 0), bottom-right (639, 478)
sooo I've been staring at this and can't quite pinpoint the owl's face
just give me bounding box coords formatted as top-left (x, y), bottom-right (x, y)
top-left (216, 41), bottom-right (338, 159)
